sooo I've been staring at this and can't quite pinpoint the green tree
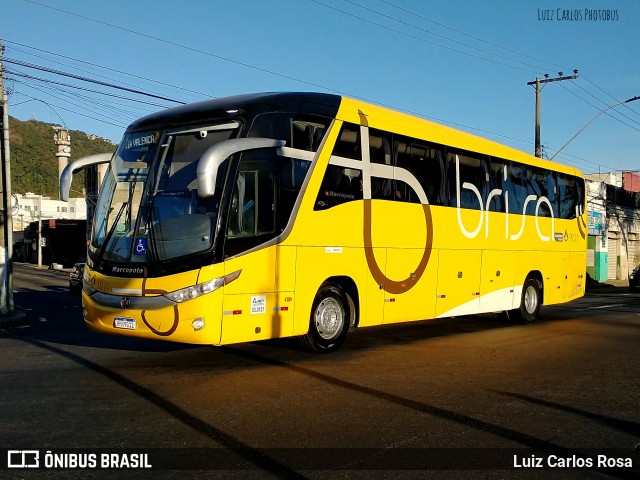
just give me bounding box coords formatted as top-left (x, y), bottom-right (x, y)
top-left (9, 116), bottom-right (116, 198)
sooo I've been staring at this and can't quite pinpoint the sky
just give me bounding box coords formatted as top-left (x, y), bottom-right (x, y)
top-left (2, 0), bottom-right (639, 175)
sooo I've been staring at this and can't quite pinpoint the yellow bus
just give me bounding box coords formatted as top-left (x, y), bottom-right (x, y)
top-left (61, 92), bottom-right (587, 352)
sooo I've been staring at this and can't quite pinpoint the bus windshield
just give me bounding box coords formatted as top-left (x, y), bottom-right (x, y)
top-left (90, 123), bottom-right (239, 264)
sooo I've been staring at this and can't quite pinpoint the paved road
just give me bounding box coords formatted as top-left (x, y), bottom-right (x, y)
top-left (1, 263), bottom-right (639, 479)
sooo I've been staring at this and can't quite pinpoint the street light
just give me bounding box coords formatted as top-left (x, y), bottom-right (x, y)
top-left (549, 96), bottom-right (640, 161)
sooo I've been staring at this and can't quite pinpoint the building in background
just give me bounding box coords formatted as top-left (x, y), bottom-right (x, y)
top-left (12, 192), bottom-right (87, 231)
top-left (12, 192), bottom-right (88, 266)
top-left (586, 172), bottom-right (640, 283)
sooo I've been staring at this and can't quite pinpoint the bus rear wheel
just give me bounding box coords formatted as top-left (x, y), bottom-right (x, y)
top-left (505, 277), bottom-right (542, 324)
top-left (301, 283), bottom-right (350, 353)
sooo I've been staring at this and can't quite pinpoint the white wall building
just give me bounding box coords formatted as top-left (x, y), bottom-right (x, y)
top-left (13, 192), bottom-right (87, 232)
top-left (585, 172), bottom-right (623, 189)
top-left (585, 174), bottom-right (640, 282)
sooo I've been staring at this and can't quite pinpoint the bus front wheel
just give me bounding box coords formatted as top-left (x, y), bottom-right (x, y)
top-left (301, 283), bottom-right (350, 353)
top-left (505, 277), bottom-right (542, 323)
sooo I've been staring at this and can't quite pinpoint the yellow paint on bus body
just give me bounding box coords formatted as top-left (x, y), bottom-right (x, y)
top-left (82, 94), bottom-right (586, 346)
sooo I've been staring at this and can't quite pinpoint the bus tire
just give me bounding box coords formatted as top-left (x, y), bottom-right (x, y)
top-left (301, 283), bottom-right (350, 353)
top-left (507, 277), bottom-right (542, 323)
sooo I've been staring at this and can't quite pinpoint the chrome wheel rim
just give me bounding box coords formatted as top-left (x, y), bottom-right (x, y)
top-left (314, 297), bottom-right (344, 340)
top-left (524, 285), bottom-right (538, 315)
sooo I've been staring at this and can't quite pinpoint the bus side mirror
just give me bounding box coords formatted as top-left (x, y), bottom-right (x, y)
top-left (60, 152), bottom-right (113, 202)
top-left (197, 138), bottom-right (285, 198)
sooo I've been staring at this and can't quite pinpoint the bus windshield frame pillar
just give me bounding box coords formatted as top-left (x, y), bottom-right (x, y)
top-left (197, 138), bottom-right (285, 198)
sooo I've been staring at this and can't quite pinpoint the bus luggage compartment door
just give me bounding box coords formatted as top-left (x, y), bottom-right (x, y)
top-left (220, 246), bottom-right (295, 344)
top-left (436, 250), bottom-right (481, 318)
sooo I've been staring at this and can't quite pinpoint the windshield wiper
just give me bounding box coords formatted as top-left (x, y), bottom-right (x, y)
top-left (96, 201), bottom-right (128, 264)
top-left (142, 200), bottom-right (159, 262)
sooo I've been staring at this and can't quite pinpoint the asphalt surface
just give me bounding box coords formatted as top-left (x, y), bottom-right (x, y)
top-left (1, 263), bottom-right (639, 479)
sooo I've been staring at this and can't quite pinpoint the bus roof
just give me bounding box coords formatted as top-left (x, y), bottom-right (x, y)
top-left (337, 96), bottom-right (583, 178)
top-left (128, 92), bottom-right (342, 132)
top-left (127, 91), bottom-right (582, 179)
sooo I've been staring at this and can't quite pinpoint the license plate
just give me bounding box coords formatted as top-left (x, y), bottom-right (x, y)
top-left (114, 317), bottom-right (136, 330)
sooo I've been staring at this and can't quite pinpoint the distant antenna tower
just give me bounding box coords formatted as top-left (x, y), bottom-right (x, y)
top-left (53, 127), bottom-right (71, 184)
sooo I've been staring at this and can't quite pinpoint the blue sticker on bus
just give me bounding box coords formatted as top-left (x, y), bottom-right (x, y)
top-left (134, 238), bottom-right (148, 255)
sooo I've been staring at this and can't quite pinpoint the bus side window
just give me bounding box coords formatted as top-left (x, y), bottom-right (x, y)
top-left (504, 162), bottom-right (527, 215)
top-left (395, 136), bottom-right (445, 205)
top-left (487, 158), bottom-right (506, 212)
top-left (528, 167), bottom-right (557, 217)
top-left (227, 171), bottom-right (258, 237)
top-left (314, 165), bottom-right (361, 210)
top-left (314, 122), bottom-right (363, 211)
top-left (558, 174), bottom-right (578, 219)
top-left (249, 113), bottom-right (332, 152)
top-left (447, 149), bottom-right (489, 210)
top-left (369, 129), bottom-right (394, 200)
top-left (576, 177), bottom-right (585, 213)
top-left (332, 123), bottom-right (362, 160)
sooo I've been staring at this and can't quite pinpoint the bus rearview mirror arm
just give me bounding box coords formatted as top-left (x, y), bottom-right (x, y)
top-left (197, 138), bottom-right (286, 198)
top-left (60, 152), bottom-right (114, 202)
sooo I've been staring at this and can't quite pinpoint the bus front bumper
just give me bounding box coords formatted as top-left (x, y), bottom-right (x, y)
top-left (81, 289), bottom-right (223, 345)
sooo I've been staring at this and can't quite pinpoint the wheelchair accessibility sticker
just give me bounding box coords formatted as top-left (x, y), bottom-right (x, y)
top-left (134, 238), bottom-right (148, 255)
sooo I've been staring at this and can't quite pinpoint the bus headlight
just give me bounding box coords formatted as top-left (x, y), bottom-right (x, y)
top-left (83, 271), bottom-right (97, 295)
top-left (163, 269), bottom-right (241, 304)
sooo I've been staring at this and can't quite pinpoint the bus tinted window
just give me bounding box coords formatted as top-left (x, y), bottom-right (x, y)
top-left (503, 161), bottom-right (528, 215)
top-left (225, 149), bottom-right (312, 257)
top-left (249, 113), bottom-right (331, 151)
top-left (158, 129), bottom-right (234, 192)
top-left (315, 165), bottom-right (362, 210)
top-left (447, 149), bottom-right (489, 209)
top-left (487, 158), bottom-right (506, 212)
top-left (558, 174), bottom-right (583, 219)
top-left (369, 129), bottom-right (394, 200)
top-left (529, 167), bottom-right (557, 217)
top-left (395, 136), bottom-right (446, 205)
top-left (278, 158), bottom-right (312, 230)
top-left (332, 123), bottom-right (362, 160)
top-left (314, 122), bottom-right (363, 210)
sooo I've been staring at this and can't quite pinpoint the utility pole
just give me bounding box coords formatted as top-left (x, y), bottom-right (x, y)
top-left (37, 216), bottom-right (42, 268)
top-left (0, 42), bottom-right (14, 315)
top-left (527, 70), bottom-right (579, 158)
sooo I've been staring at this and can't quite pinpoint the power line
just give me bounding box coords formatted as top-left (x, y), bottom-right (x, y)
top-left (568, 79), bottom-right (640, 129)
top-left (7, 53), bottom-right (618, 173)
top-left (22, 0), bottom-right (340, 94)
top-left (581, 73), bottom-right (640, 121)
top-left (9, 82), bottom-right (127, 128)
top-left (557, 82), bottom-right (640, 133)
top-left (1, 38), bottom-right (210, 101)
top-left (335, 0), bottom-right (550, 73)
top-left (6, 69), bottom-right (176, 108)
top-left (13, 81), bottom-right (133, 127)
top-left (376, 0), bottom-right (571, 72)
top-left (11, 92), bottom-right (68, 129)
top-left (11, 68), bottom-right (151, 118)
top-left (4, 57), bottom-right (185, 104)
top-left (366, 0), bottom-right (630, 121)
top-left (338, 1), bottom-right (640, 141)
top-left (310, 0), bottom-right (542, 74)
top-left (12, 3), bottom-right (624, 173)
top-left (2, 40), bottom-right (537, 152)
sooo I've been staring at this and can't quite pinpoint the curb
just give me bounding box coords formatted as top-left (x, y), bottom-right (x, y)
top-left (0, 309), bottom-right (34, 329)
top-left (14, 262), bottom-right (72, 277)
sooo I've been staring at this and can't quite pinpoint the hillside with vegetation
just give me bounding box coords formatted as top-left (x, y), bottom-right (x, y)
top-left (8, 116), bottom-right (116, 199)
